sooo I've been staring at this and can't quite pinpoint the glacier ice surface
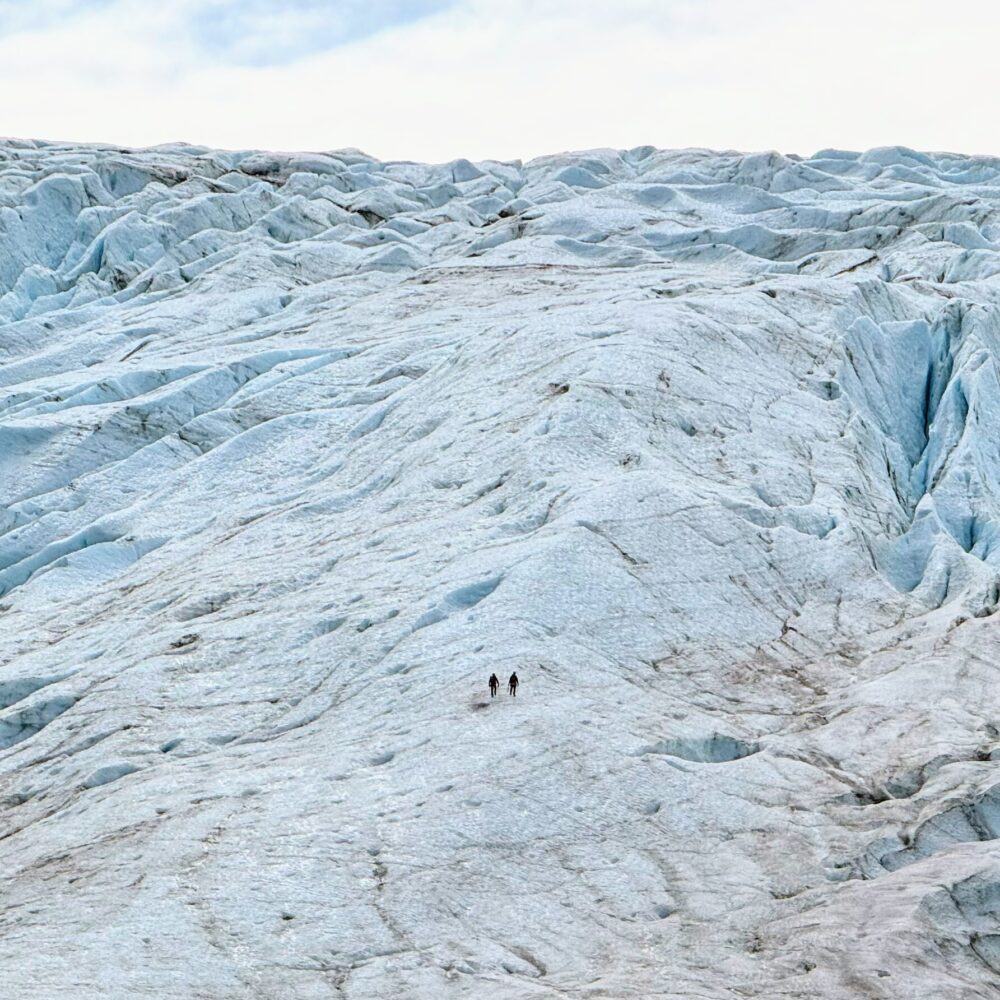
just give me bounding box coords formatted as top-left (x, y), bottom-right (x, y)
top-left (1, 139), bottom-right (1000, 997)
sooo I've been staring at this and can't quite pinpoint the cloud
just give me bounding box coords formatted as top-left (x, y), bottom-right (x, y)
top-left (0, 0), bottom-right (453, 66)
top-left (189, 0), bottom-right (453, 66)
top-left (0, 0), bottom-right (110, 35)
top-left (0, 0), bottom-right (995, 161)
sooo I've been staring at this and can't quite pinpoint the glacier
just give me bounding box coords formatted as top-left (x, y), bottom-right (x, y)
top-left (1, 137), bottom-right (1000, 997)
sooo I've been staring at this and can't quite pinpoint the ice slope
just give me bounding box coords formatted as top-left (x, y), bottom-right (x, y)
top-left (2, 138), bottom-right (1000, 998)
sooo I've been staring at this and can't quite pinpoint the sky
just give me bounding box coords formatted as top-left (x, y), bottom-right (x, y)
top-left (0, 0), bottom-right (996, 163)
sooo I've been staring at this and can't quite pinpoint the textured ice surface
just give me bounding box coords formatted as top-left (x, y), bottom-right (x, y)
top-left (3, 139), bottom-right (1000, 997)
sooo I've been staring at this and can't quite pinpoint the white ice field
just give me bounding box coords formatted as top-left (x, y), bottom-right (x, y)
top-left (1, 139), bottom-right (1000, 998)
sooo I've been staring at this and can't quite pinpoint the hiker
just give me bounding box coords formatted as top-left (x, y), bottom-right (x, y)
top-left (488, 673), bottom-right (499, 698)
top-left (508, 671), bottom-right (519, 697)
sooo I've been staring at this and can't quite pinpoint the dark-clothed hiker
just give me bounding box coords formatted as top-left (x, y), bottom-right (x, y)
top-left (508, 672), bottom-right (519, 697)
top-left (489, 673), bottom-right (499, 698)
